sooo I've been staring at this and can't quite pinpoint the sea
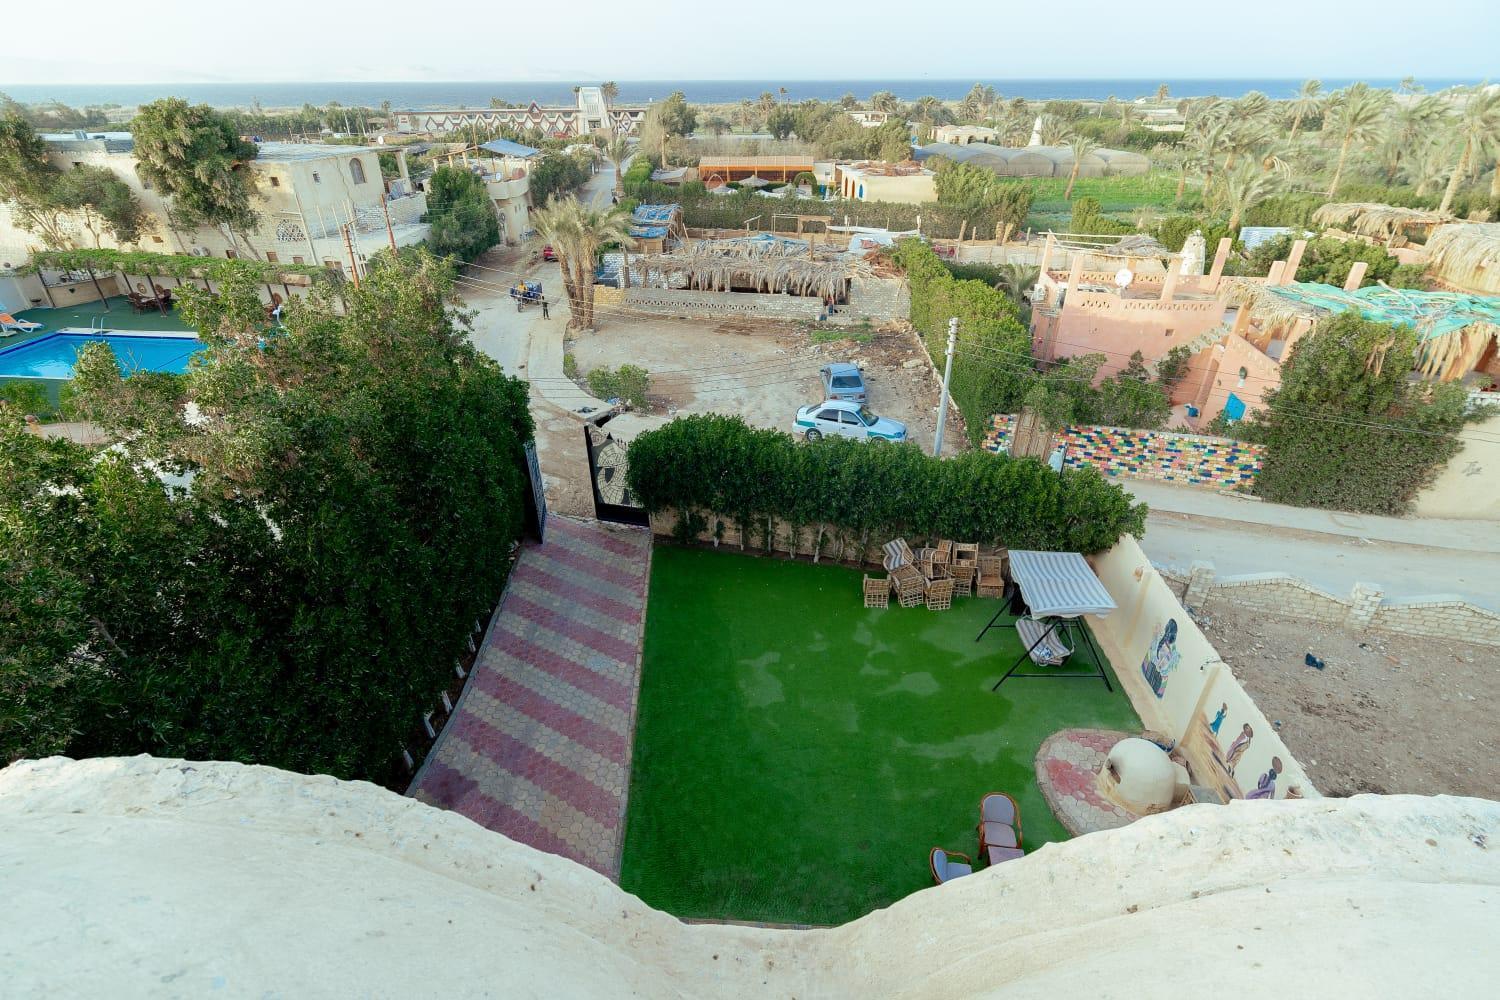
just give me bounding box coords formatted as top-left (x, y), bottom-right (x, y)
top-left (0, 78), bottom-right (1481, 111)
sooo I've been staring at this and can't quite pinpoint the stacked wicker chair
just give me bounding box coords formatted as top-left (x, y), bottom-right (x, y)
top-left (925, 577), bottom-right (954, 611)
top-left (863, 574), bottom-right (890, 609)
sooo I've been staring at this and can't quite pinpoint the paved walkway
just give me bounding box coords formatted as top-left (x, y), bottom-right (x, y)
top-left (409, 516), bottom-right (651, 880)
top-left (1035, 729), bottom-right (1137, 836)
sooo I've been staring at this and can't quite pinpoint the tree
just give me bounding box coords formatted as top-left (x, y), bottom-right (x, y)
top-left (530, 194), bottom-right (629, 331)
top-left (874, 120), bottom-right (911, 163)
top-left (601, 81), bottom-right (619, 107)
top-left (766, 108), bottom-right (796, 141)
top-left (1, 251), bottom-right (534, 780)
top-left (1324, 84), bottom-right (1390, 197)
top-left (131, 99), bottom-right (261, 257)
top-left (425, 165), bottom-right (499, 261)
top-left (601, 132), bottom-right (631, 198)
top-left (645, 91), bottom-right (697, 163)
top-left (1286, 79), bottom-right (1323, 141)
top-left (1063, 134), bottom-right (1096, 200)
top-left (1438, 87), bottom-right (1500, 214)
top-left (1155, 84), bottom-right (1170, 103)
top-left (54, 164), bottom-right (149, 247)
top-left (1250, 312), bottom-right (1472, 514)
top-left (992, 262), bottom-right (1039, 305)
top-left (1223, 163), bottom-right (1279, 232)
top-left (870, 91), bottom-right (900, 114)
top-left (0, 114), bottom-right (70, 247)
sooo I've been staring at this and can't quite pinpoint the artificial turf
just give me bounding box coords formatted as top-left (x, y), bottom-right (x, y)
top-left (620, 545), bottom-right (1141, 926)
top-left (15, 296), bottom-right (194, 337)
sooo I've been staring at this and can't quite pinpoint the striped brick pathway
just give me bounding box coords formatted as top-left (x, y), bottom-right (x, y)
top-left (409, 516), bottom-right (651, 879)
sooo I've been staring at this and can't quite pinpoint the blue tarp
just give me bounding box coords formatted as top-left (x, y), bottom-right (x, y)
top-left (631, 204), bottom-right (679, 224)
top-left (629, 225), bottom-right (669, 239)
top-left (478, 138), bottom-right (540, 158)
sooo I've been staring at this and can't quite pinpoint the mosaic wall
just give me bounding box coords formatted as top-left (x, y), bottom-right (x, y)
top-left (983, 413), bottom-right (1264, 490)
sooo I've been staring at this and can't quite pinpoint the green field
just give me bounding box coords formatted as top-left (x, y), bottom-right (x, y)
top-left (620, 546), bottom-right (1140, 926)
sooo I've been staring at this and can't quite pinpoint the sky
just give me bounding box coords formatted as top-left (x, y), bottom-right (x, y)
top-left (4, 0), bottom-right (1497, 84)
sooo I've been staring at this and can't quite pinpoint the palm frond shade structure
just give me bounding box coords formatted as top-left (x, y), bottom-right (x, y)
top-left (1311, 202), bottom-right (1457, 243)
top-left (1425, 223), bottom-right (1500, 295)
top-left (1223, 277), bottom-right (1500, 381)
top-left (627, 237), bottom-right (870, 300)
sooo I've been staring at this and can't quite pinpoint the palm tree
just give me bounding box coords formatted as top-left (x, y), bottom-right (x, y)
top-left (1038, 114), bottom-right (1070, 145)
top-left (1376, 95), bottom-right (1447, 183)
top-left (1063, 134), bottom-right (1097, 200)
top-left (530, 195), bottom-right (630, 332)
top-left (993, 262), bottom-right (1040, 303)
top-left (600, 82), bottom-right (619, 107)
top-left (870, 91), bottom-right (899, 114)
top-left (1287, 79), bottom-right (1323, 140)
top-left (1403, 135), bottom-right (1456, 196)
top-left (602, 132), bottom-right (631, 199)
top-left (1155, 83), bottom-right (1170, 103)
top-left (1223, 164), bottom-right (1279, 231)
top-left (1438, 87), bottom-right (1500, 213)
top-left (1325, 84), bottom-right (1390, 197)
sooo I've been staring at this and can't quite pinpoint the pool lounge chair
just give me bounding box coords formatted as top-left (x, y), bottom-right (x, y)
top-left (1, 313), bottom-right (43, 335)
top-left (929, 848), bottom-right (973, 884)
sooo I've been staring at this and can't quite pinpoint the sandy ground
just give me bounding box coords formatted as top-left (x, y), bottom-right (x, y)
top-left (567, 315), bottom-right (962, 455)
top-left (1193, 602), bottom-right (1500, 799)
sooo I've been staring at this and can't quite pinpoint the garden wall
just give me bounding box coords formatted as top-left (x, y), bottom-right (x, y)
top-left (1088, 536), bottom-right (1318, 801)
top-left (984, 413), bottom-right (1264, 490)
top-left (1160, 561), bottom-right (1500, 648)
top-left (595, 285), bottom-right (823, 322)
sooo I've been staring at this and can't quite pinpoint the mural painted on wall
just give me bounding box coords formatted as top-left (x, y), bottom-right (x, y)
top-left (1140, 618), bottom-right (1181, 699)
top-left (983, 414), bottom-right (1264, 490)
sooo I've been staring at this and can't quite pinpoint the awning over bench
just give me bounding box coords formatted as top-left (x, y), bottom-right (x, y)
top-left (1008, 551), bottom-right (1116, 618)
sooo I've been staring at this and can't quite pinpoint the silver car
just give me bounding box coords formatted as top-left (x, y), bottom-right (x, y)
top-left (820, 362), bottom-right (866, 403)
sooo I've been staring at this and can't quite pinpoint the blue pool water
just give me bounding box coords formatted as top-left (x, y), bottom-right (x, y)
top-left (0, 331), bottom-right (205, 379)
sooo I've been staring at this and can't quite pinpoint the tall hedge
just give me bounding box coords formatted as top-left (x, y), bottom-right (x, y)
top-left (626, 414), bottom-right (1146, 555)
top-left (890, 237), bottom-right (1034, 442)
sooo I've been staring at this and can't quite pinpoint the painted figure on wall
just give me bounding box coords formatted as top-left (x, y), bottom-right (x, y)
top-left (1209, 702), bottom-right (1228, 736)
top-left (1246, 756), bottom-right (1283, 799)
top-left (1140, 618), bottom-right (1180, 699)
top-left (1224, 723), bottom-right (1254, 774)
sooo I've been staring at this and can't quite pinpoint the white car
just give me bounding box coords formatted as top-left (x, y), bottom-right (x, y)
top-left (793, 400), bottom-right (908, 443)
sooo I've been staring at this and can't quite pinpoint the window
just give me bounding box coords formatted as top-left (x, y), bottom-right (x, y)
top-left (816, 409), bottom-right (841, 422)
top-left (269, 176), bottom-right (280, 187)
top-left (1164, 328), bottom-right (1174, 337)
top-left (151, 235), bottom-right (164, 243)
top-left (265, 251), bottom-right (278, 263)
top-left (839, 411), bottom-right (862, 425)
top-left (312, 171), bottom-right (321, 183)
top-left (225, 249), bottom-right (237, 259)
top-left (349, 159), bottom-right (367, 184)
top-left (1237, 367), bottom-right (1248, 388)
top-left (856, 406), bottom-right (876, 426)
top-left (830, 375), bottom-right (861, 388)
top-left (292, 256), bottom-right (304, 265)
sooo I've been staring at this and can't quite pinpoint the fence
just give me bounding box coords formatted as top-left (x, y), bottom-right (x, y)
top-left (984, 414), bottom-right (1264, 490)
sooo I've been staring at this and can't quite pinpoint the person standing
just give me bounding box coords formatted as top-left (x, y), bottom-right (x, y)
top-left (540, 295), bottom-right (550, 320)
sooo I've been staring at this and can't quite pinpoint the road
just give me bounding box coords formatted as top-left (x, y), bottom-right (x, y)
top-left (1127, 480), bottom-right (1500, 610)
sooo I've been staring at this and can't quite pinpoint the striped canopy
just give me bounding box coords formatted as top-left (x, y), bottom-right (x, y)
top-left (1008, 550), bottom-right (1116, 618)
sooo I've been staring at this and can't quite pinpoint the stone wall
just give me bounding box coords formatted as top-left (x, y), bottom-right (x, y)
top-left (1164, 560), bottom-right (1500, 647)
top-left (984, 414), bottom-right (1263, 490)
top-left (596, 286), bottom-right (824, 322)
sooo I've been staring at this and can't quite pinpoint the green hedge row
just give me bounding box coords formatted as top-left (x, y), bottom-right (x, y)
top-left (626, 414), bottom-right (1146, 555)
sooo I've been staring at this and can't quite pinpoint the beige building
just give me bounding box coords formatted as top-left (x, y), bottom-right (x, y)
top-left (395, 87), bottom-right (646, 138)
top-left (931, 124), bottom-right (997, 145)
top-left (833, 162), bottom-right (936, 204)
top-left (0, 131), bottom-right (430, 281)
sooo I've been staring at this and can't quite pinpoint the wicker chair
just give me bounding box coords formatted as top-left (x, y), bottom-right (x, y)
top-left (863, 574), bottom-right (890, 609)
top-left (951, 541), bottom-right (979, 569)
top-left (890, 564), bottom-right (926, 607)
top-left (917, 546), bottom-right (950, 581)
top-left (949, 564), bottom-right (976, 597)
top-left (976, 555), bottom-right (1006, 599)
top-left (882, 538), bottom-right (916, 572)
top-left (925, 577), bottom-right (954, 611)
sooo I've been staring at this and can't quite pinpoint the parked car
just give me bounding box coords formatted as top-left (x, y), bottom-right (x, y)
top-left (794, 400), bottom-right (907, 443)
top-left (820, 362), bottom-right (866, 403)
top-left (542, 245), bottom-right (558, 262)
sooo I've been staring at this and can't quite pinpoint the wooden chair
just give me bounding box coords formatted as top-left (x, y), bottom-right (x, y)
top-left (978, 792), bottom-right (1023, 852)
top-left (949, 564), bottom-right (976, 597)
top-left (976, 555), bottom-right (1006, 598)
top-left (929, 847), bottom-right (973, 885)
top-left (889, 563), bottom-right (925, 607)
top-left (951, 541), bottom-right (979, 569)
top-left (925, 577), bottom-right (954, 611)
top-left (863, 574), bottom-right (890, 609)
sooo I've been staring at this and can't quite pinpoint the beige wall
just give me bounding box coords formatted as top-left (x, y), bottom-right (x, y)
top-left (1088, 535), bottom-right (1318, 800)
top-left (1183, 332), bottom-right (1283, 425)
top-left (1414, 411), bottom-right (1500, 520)
top-left (837, 168), bottom-right (935, 204)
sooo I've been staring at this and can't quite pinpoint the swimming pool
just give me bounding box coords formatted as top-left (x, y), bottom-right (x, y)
top-left (0, 330), bottom-right (205, 379)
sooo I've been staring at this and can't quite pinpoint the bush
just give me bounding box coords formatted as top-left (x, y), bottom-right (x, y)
top-left (890, 238), bottom-right (1034, 441)
top-left (587, 364), bottom-right (650, 410)
top-left (1070, 196), bottom-right (1134, 236)
top-left (425, 166), bottom-right (499, 261)
top-left (1244, 235), bottom-right (1415, 287)
top-left (626, 414), bottom-right (1146, 554)
top-left (1249, 313), bottom-right (1474, 514)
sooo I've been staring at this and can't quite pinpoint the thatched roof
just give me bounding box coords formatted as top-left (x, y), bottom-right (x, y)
top-left (629, 238), bottom-right (866, 299)
top-left (1311, 203), bottom-right (1456, 241)
top-left (1425, 222), bottom-right (1500, 295)
top-left (1223, 277), bottom-right (1500, 380)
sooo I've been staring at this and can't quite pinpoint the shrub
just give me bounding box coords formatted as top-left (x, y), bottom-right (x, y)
top-left (425, 166), bottom-right (499, 261)
top-left (1244, 234), bottom-right (1415, 287)
top-left (626, 414), bottom-right (1146, 554)
top-left (587, 364), bottom-right (651, 410)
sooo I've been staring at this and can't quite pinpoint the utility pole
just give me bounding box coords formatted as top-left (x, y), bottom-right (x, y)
top-left (381, 197), bottom-right (397, 254)
top-left (342, 224), bottom-right (361, 288)
top-left (933, 317), bottom-right (957, 457)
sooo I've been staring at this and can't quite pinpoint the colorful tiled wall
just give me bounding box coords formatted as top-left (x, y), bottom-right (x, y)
top-left (982, 413), bottom-right (1264, 490)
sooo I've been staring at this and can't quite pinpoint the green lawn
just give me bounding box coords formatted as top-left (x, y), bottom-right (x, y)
top-left (620, 546), bottom-right (1140, 926)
